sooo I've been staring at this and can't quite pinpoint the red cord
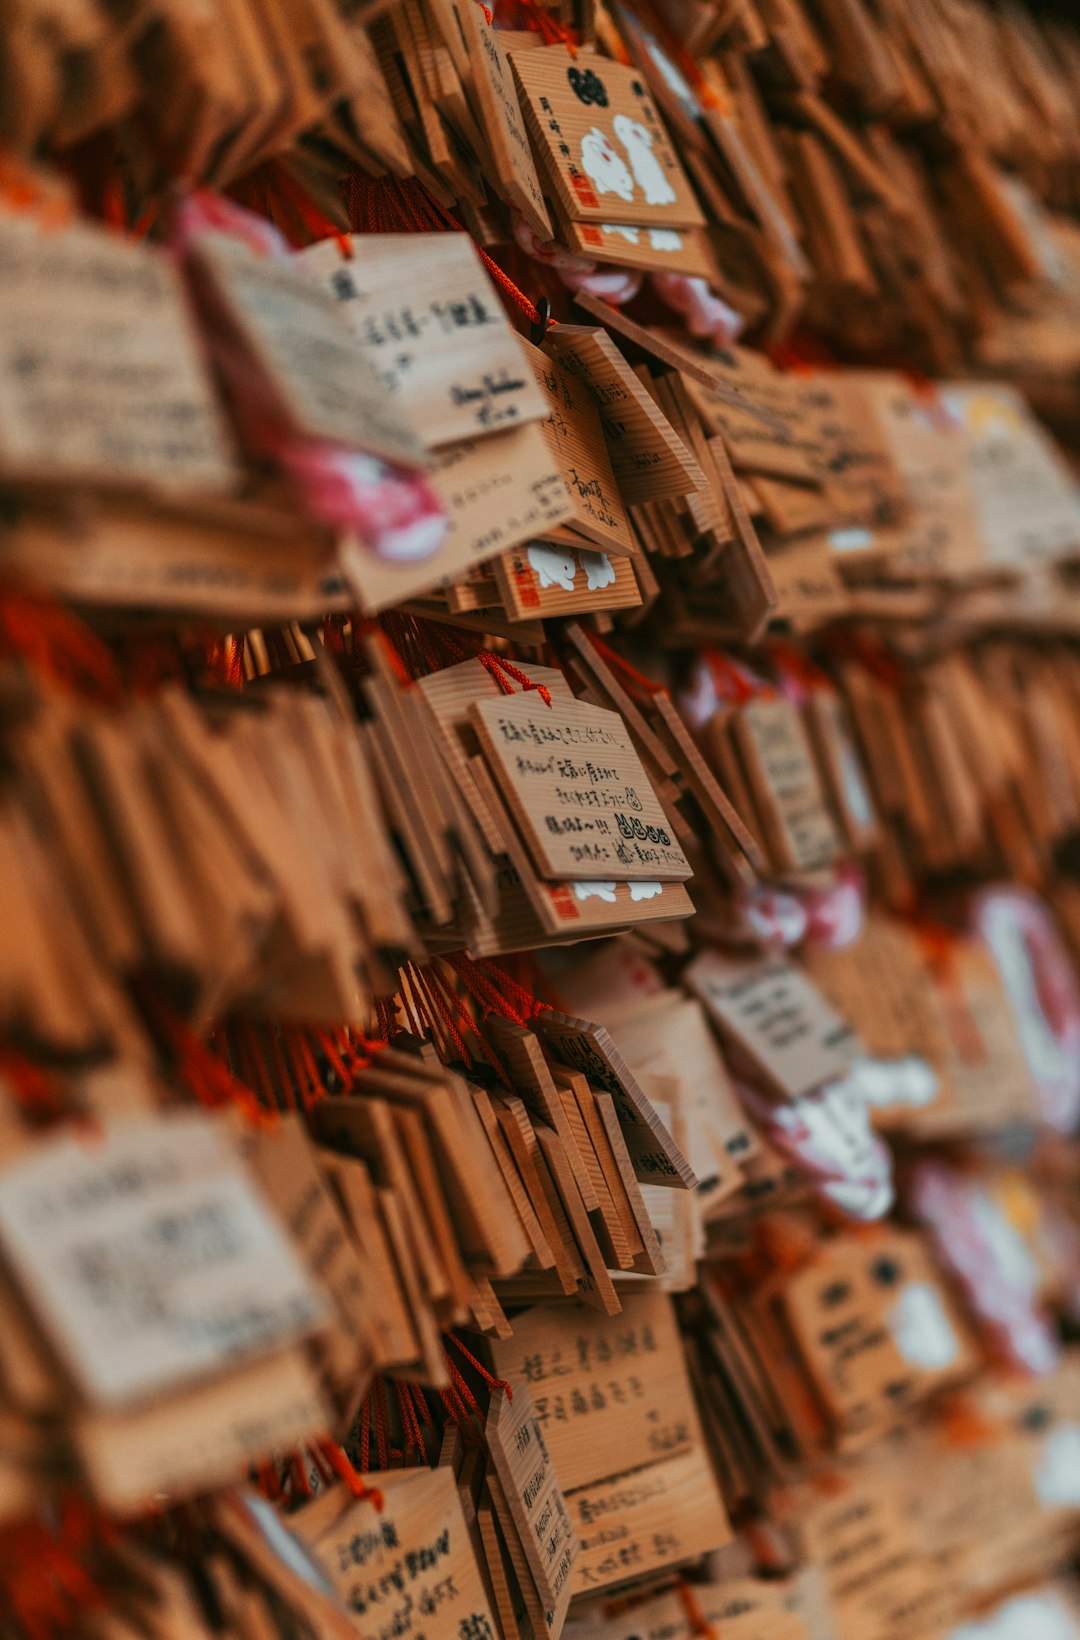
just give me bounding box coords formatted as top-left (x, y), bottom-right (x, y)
top-left (586, 633), bottom-right (667, 698)
top-left (479, 650), bottom-right (553, 706)
top-left (443, 952), bottom-right (531, 1028)
top-left (480, 955), bottom-right (551, 1020)
top-left (445, 1333), bottom-right (514, 1397)
top-left (359, 1394), bottom-right (372, 1472)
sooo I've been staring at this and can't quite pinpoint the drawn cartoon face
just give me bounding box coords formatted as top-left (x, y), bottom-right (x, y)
top-left (612, 114), bottom-right (677, 206)
top-left (580, 127), bottom-right (636, 202)
top-left (580, 550), bottom-right (616, 591)
top-left (887, 1281), bottom-right (960, 1370)
top-left (736, 1067), bottom-right (893, 1220)
top-left (526, 543), bottom-right (576, 592)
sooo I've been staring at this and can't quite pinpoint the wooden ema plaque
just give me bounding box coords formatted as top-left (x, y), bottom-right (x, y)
top-left (510, 44), bottom-right (705, 229)
top-left (296, 1468), bottom-right (501, 1640)
top-left (732, 695), bottom-right (843, 874)
top-left (490, 1293), bottom-right (731, 1598)
top-left (0, 214), bottom-right (236, 496)
top-left (686, 950), bottom-right (858, 1101)
top-left (299, 232), bottom-right (548, 448)
top-left (522, 337), bottom-right (636, 556)
top-left (470, 692), bottom-right (692, 883)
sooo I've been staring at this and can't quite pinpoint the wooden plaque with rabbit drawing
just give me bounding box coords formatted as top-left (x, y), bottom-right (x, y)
top-left (509, 45), bottom-right (705, 228)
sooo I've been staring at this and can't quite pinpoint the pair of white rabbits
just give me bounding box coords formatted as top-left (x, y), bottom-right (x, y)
top-left (579, 115), bottom-right (677, 207)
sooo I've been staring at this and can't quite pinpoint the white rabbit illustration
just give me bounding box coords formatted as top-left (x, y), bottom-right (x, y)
top-left (629, 881), bottom-right (662, 902)
top-left (527, 543), bottom-right (577, 591)
top-left (581, 550), bottom-right (616, 591)
top-left (580, 127), bottom-right (636, 202)
top-left (613, 114), bottom-right (676, 206)
top-left (574, 881), bottom-right (618, 902)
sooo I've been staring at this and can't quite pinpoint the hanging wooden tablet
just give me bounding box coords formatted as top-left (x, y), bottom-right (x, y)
top-left (493, 543), bottom-right (642, 621)
top-left (488, 1293), bottom-right (731, 1597)
top-left (300, 232), bottom-right (548, 449)
top-left (679, 345), bottom-right (822, 486)
top-left (509, 44), bottom-right (705, 229)
top-left (486, 1381), bottom-right (578, 1610)
top-left (469, 691), bottom-right (691, 883)
top-left (545, 325), bottom-right (703, 504)
top-left (240, 1115), bottom-right (379, 1423)
top-left (76, 1348), bottom-right (329, 1513)
top-left (572, 293), bottom-right (787, 429)
top-left (190, 230), bottom-right (427, 466)
top-left (729, 693), bottom-right (843, 875)
top-left (558, 212), bottom-right (721, 277)
top-left (855, 372), bottom-right (983, 579)
top-left (803, 686), bottom-right (880, 852)
top-left (334, 22), bottom-right (414, 173)
top-left (346, 420), bottom-right (576, 613)
top-left (0, 1113), bottom-right (327, 1409)
top-left (522, 338), bottom-right (637, 557)
top-left (782, 1229), bottom-right (978, 1444)
top-left (297, 1468), bottom-right (501, 1640)
top-left (537, 1009), bottom-right (696, 1189)
top-left (0, 214), bottom-right (236, 496)
top-left (434, 0), bottom-right (553, 238)
top-left (942, 381), bottom-right (1080, 571)
top-left (685, 949), bottom-right (859, 1101)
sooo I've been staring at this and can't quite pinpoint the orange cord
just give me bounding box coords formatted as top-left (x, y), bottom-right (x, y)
top-left (514, 0), bottom-right (578, 53)
top-left (318, 1437), bottom-right (385, 1506)
top-left (675, 1578), bottom-right (719, 1639)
